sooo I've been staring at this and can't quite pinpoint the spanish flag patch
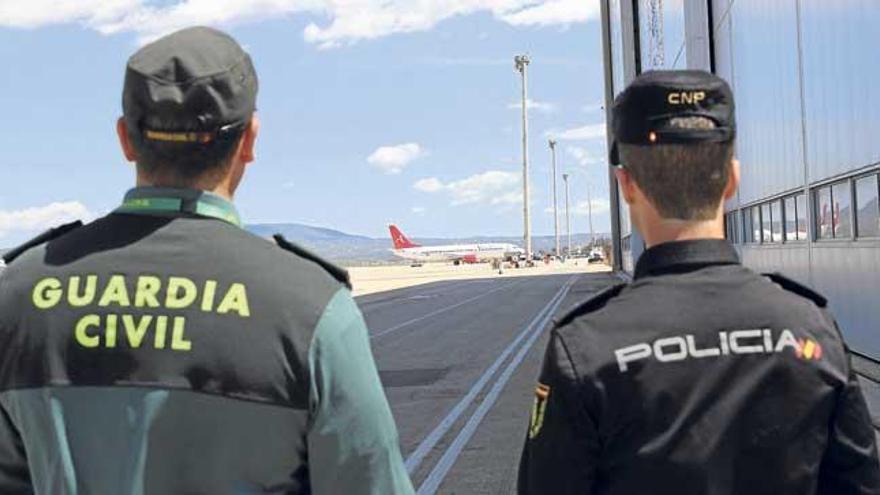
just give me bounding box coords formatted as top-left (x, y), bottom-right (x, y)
top-left (528, 383), bottom-right (550, 439)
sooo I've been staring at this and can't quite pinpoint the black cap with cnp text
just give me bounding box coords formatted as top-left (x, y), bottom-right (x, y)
top-left (609, 70), bottom-right (735, 165)
top-left (122, 26), bottom-right (258, 145)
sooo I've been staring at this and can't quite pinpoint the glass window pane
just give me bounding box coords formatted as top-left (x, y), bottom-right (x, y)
top-left (856, 175), bottom-right (880, 237)
top-left (770, 200), bottom-right (782, 242)
top-left (832, 181), bottom-right (853, 239)
top-left (761, 203), bottom-right (772, 243)
top-left (784, 196), bottom-right (797, 241)
top-left (734, 211), bottom-right (741, 244)
top-left (816, 187), bottom-right (833, 239)
top-left (752, 207), bottom-right (761, 243)
top-left (796, 194), bottom-right (807, 240)
top-left (742, 209), bottom-right (751, 243)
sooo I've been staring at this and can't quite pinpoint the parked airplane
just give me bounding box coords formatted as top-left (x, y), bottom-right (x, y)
top-left (389, 225), bottom-right (524, 263)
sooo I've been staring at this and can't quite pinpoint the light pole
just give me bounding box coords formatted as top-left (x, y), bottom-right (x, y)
top-left (549, 139), bottom-right (560, 257)
top-left (586, 180), bottom-right (595, 247)
top-left (563, 173), bottom-right (571, 255)
top-left (515, 54), bottom-right (532, 258)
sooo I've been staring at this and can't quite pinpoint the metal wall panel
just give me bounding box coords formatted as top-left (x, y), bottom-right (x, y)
top-left (799, 0), bottom-right (880, 181)
top-left (811, 245), bottom-right (880, 358)
top-left (684, 0), bottom-right (711, 70)
top-left (740, 245), bottom-right (811, 284)
top-left (728, 0), bottom-right (805, 204)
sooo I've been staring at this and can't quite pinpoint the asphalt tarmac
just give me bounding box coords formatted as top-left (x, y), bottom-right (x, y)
top-left (357, 272), bottom-right (620, 494)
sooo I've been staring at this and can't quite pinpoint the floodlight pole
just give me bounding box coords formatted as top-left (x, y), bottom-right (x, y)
top-left (563, 173), bottom-right (571, 255)
top-left (586, 180), bottom-right (595, 246)
top-left (549, 139), bottom-right (560, 257)
top-left (515, 54), bottom-right (532, 258)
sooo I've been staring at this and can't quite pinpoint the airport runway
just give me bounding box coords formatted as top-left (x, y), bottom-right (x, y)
top-left (357, 271), bottom-right (619, 494)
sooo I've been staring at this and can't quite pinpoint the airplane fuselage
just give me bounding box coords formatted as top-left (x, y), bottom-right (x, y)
top-left (392, 243), bottom-right (523, 262)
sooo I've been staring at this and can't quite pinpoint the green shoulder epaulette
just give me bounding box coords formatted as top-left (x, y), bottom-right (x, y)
top-left (2, 220), bottom-right (83, 265)
top-left (763, 272), bottom-right (827, 308)
top-left (273, 234), bottom-right (352, 290)
top-left (553, 282), bottom-right (627, 328)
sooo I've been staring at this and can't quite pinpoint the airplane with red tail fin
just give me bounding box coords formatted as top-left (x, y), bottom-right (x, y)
top-left (388, 224), bottom-right (524, 264)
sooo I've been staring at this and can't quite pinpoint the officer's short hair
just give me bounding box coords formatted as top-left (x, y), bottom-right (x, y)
top-left (618, 116), bottom-right (734, 221)
top-left (128, 116), bottom-right (247, 186)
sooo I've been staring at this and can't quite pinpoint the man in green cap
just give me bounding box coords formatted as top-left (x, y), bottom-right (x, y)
top-left (0, 26), bottom-right (414, 494)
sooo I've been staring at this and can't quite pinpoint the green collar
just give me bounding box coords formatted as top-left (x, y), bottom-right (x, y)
top-left (116, 187), bottom-right (242, 227)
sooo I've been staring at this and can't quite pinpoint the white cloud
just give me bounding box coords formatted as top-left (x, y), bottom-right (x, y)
top-left (413, 177), bottom-right (445, 193)
top-left (411, 206), bottom-right (426, 214)
top-left (547, 123), bottom-right (606, 141)
top-left (413, 170), bottom-right (521, 206)
top-left (0, 1), bottom-right (599, 48)
top-left (499, 0), bottom-right (600, 26)
top-left (566, 146), bottom-right (602, 166)
top-left (0, 201), bottom-right (92, 238)
top-left (367, 142), bottom-right (425, 174)
top-left (507, 99), bottom-right (556, 113)
top-left (544, 198), bottom-right (610, 216)
top-left (573, 198), bottom-right (610, 216)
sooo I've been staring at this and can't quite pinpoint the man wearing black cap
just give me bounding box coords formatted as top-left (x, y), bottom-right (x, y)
top-left (0, 27), bottom-right (413, 494)
top-left (518, 70), bottom-right (880, 494)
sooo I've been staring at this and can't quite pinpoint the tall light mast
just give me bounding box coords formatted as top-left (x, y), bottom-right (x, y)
top-left (563, 173), bottom-right (571, 255)
top-left (549, 139), bottom-right (560, 257)
top-left (515, 54), bottom-right (532, 258)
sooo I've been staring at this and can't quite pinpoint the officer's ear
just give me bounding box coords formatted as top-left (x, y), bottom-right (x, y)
top-left (116, 118), bottom-right (137, 163)
top-left (614, 166), bottom-right (639, 206)
top-left (237, 114), bottom-right (260, 165)
top-left (723, 158), bottom-right (740, 201)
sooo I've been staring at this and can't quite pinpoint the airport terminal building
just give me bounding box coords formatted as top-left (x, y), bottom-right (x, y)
top-left (600, 0), bottom-right (880, 367)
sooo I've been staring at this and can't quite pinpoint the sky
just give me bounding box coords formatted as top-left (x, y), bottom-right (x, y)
top-left (0, 0), bottom-right (611, 246)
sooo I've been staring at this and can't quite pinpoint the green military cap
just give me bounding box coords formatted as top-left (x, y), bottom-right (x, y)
top-left (122, 26), bottom-right (258, 144)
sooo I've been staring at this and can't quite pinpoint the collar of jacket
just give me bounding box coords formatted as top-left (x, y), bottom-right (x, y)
top-left (115, 187), bottom-right (242, 227)
top-left (634, 238), bottom-right (740, 280)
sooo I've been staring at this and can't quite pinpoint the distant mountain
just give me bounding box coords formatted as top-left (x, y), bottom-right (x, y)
top-left (247, 223), bottom-right (373, 242)
top-left (246, 223), bottom-right (609, 265)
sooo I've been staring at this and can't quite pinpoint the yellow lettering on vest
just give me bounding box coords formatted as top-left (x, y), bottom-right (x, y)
top-left (68, 275), bottom-right (97, 307)
top-left (98, 275), bottom-right (131, 307)
top-left (217, 283), bottom-right (250, 317)
top-left (75, 314), bottom-right (101, 348)
top-left (166, 277), bottom-right (197, 309)
top-left (668, 93), bottom-right (681, 104)
top-left (105, 314), bottom-right (118, 348)
top-left (32, 278), bottom-right (62, 309)
top-left (154, 315), bottom-right (168, 349)
top-left (135, 276), bottom-right (161, 308)
top-left (171, 317), bottom-right (192, 351)
top-left (122, 314), bottom-right (153, 348)
top-left (201, 280), bottom-right (218, 312)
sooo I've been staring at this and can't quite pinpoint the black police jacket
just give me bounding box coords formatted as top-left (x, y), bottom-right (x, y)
top-left (519, 239), bottom-right (880, 495)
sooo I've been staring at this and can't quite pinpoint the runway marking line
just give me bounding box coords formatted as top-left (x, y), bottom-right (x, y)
top-left (403, 275), bottom-right (576, 480)
top-left (371, 280), bottom-right (524, 340)
top-left (415, 275), bottom-right (578, 494)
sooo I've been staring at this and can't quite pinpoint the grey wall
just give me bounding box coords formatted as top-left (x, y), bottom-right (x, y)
top-left (709, 0), bottom-right (880, 359)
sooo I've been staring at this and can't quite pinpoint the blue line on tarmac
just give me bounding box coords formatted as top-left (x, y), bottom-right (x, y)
top-left (371, 280), bottom-right (524, 340)
top-left (404, 275), bottom-right (575, 477)
top-left (415, 275), bottom-right (578, 495)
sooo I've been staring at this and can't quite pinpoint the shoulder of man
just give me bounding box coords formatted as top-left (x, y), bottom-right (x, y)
top-left (762, 272), bottom-right (827, 308)
top-left (1, 221), bottom-right (83, 266)
top-left (553, 282), bottom-right (628, 329)
top-left (273, 234), bottom-right (352, 290)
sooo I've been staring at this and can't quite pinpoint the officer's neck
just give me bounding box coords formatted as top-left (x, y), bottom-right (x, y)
top-left (136, 174), bottom-right (235, 201)
top-left (637, 209), bottom-right (725, 249)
